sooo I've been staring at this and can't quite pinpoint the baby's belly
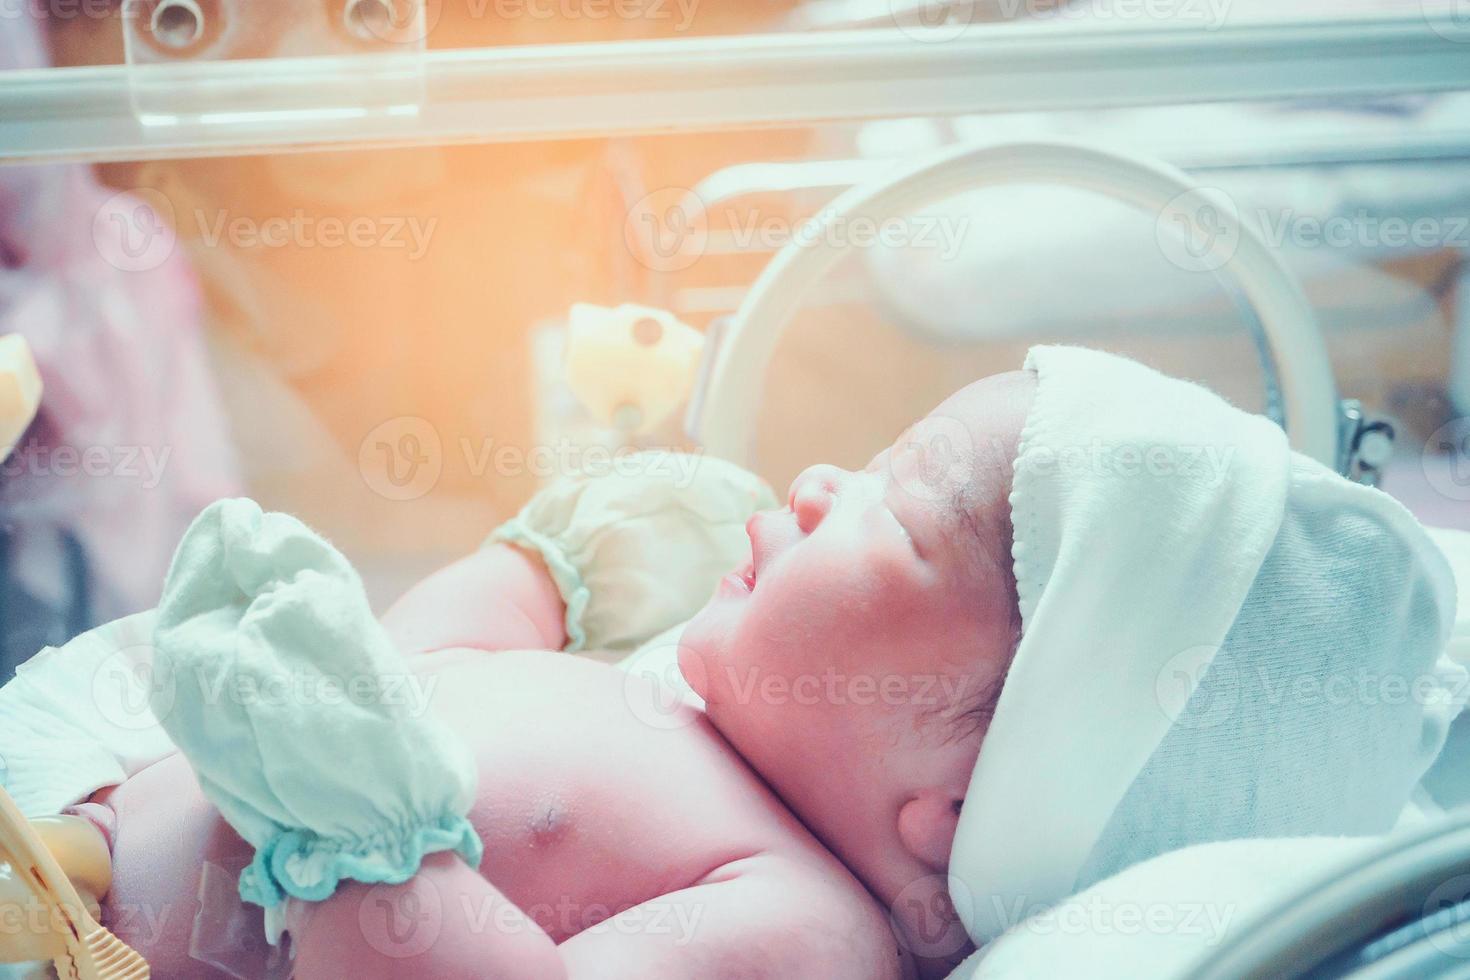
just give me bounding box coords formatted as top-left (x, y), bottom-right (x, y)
top-left (420, 648), bottom-right (774, 940)
top-left (101, 649), bottom-right (792, 970)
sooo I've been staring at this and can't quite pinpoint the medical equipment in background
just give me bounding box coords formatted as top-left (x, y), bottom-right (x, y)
top-left (694, 139), bottom-right (1340, 467)
top-left (8, 13), bottom-right (1470, 164)
top-left (120, 0), bottom-right (428, 122)
top-left (566, 139), bottom-right (1395, 484)
top-left (562, 304), bottom-right (705, 435)
top-left (4, 8), bottom-right (1462, 537)
top-left (1190, 813), bottom-right (1470, 980)
top-left (124, 0), bottom-right (424, 60)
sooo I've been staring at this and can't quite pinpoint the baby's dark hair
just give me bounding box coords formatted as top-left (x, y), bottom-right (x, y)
top-left (938, 670), bottom-right (1008, 746)
top-left (934, 484), bottom-right (1022, 745)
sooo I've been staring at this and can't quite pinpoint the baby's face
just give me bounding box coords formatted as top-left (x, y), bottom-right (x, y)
top-left (680, 370), bottom-right (1036, 970)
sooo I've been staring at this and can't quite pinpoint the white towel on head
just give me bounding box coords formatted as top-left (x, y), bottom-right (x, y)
top-left (949, 346), bottom-right (1464, 945)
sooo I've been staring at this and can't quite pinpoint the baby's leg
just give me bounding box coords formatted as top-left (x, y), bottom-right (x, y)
top-left (381, 544), bottom-right (567, 655)
top-left (290, 852), bottom-right (565, 980)
top-left (95, 752), bottom-right (257, 979)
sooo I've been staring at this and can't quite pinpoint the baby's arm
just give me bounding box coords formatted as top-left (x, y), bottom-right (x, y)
top-left (556, 853), bottom-right (912, 980)
top-left (380, 544), bottom-right (568, 655)
top-left (289, 852), bottom-right (566, 980)
top-left (289, 851), bottom-right (909, 980)
top-left (384, 452), bottom-right (774, 658)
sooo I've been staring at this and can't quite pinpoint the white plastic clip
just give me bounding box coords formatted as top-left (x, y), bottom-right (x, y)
top-left (563, 304), bottom-right (705, 436)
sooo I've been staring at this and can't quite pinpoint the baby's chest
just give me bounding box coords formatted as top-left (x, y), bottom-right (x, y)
top-left (462, 777), bottom-right (725, 942)
top-left (426, 653), bottom-right (791, 943)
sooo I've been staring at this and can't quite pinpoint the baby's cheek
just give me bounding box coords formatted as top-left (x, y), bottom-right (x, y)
top-left (921, 590), bottom-right (983, 639)
top-left (756, 572), bottom-right (873, 655)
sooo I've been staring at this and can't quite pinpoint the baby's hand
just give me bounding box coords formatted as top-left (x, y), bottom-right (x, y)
top-left (490, 451), bottom-right (776, 652)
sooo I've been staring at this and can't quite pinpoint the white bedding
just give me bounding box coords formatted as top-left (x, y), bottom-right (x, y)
top-left (952, 835), bottom-right (1382, 980)
top-left (1429, 526), bottom-right (1470, 668)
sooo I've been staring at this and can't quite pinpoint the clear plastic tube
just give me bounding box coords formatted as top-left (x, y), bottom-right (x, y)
top-left (2, 14), bottom-right (1468, 165)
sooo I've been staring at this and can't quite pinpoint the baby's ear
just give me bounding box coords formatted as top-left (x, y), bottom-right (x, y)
top-left (897, 793), bottom-right (964, 872)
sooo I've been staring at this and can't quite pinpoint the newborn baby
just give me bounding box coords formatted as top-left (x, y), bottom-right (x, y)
top-left (3, 346), bottom-right (1460, 980)
top-left (5, 366), bottom-right (1032, 980)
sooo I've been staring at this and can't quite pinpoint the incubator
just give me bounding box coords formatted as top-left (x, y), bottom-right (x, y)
top-left (2, 1), bottom-right (1470, 977)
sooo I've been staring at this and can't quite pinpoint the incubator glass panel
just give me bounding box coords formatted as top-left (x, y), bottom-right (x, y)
top-left (5, 0), bottom-right (1463, 71)
top-left (1, 4), bottom-right (1469, 681)
top-left (654, 107), bottom-right (1470, 527)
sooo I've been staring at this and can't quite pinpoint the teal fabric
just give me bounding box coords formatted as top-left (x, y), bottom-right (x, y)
top-left (493, 519), bottom-right (594, 652)
top-left (152, 499), bottom-right (483, 908)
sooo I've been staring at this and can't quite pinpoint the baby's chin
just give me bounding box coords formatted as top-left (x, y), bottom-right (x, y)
top-left (675, 600), bottom-right (733, 703)
top-left (675, 606), bottom-right (781, 752)
top-left (678, 570), bottom-right (757, 679)
top-left (675, 636), bottom-right (712, 703)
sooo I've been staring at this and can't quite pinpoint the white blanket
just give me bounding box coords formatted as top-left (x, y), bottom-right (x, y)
top-left (953, 834), bottom-right (1384, 979)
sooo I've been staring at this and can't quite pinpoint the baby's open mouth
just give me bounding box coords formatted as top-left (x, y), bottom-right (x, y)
top-left (718, 559), bottom-right (756, 598)
top-left (718, 553), bottom-right (756, 597)
top-left (744, 512), bottom-right (777, 591)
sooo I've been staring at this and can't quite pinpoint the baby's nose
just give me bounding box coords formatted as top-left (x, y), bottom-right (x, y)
top-left (789, 464), bottom-right (844, 533)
